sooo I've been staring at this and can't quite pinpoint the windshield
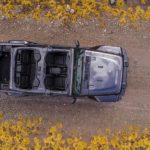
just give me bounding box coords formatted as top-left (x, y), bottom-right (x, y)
top-left (73, 49), bottom-right (84, 96)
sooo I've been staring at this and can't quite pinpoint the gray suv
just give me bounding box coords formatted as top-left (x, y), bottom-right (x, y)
top-left (0, 40), bottom-right (128, 102)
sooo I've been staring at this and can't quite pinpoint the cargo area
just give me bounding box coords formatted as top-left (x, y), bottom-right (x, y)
top-left (0, 52), bottom-right (10, 84)
top-left (45, 52), bottom-right (68, 91)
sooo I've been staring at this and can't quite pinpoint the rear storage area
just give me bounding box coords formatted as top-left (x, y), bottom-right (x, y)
top-left (0, 52), bottom-right (10, 85)
top-left (45, 52), bottom-right (68, 91)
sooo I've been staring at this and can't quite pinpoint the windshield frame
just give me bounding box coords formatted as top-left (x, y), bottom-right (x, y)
top-left (72, 48), bottom-right (84, 96)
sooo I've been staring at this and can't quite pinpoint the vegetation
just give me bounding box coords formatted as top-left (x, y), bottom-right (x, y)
top-left (0, 0), bottom-right (150, 25)
top-left (0, 112), bottom-right (150, 149)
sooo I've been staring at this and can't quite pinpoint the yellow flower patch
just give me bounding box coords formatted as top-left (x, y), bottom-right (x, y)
top-left (0, 113), bottom-right (150, 149)
top-left (0, 0), bottom-right (149, 25)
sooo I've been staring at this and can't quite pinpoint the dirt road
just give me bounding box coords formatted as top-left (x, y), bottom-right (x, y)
top-left (0, 19), bottom-right (150, 138)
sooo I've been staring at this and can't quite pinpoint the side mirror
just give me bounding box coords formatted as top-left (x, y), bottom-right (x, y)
top-left (75, 40), bottom-right (80, 49)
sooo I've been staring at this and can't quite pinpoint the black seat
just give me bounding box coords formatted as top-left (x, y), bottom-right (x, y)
top-left (15, 50), bottom-right (36, 89)
top-left (45, 52), bottom-right (68, 91)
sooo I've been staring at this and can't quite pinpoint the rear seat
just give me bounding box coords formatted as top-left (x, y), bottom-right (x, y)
top-left (15, 50), bottom-right (36, 89)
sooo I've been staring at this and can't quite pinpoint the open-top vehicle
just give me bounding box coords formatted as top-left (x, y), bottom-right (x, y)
top-left (0, 40), bottom-right (128, 102)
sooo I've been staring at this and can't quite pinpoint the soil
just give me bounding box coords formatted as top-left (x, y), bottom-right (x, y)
top-left (0, 18), bottom-right (150, 139)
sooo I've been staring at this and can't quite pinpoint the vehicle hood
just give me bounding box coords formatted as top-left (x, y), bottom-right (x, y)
top-left (82, 51), bottom-right (123, 95)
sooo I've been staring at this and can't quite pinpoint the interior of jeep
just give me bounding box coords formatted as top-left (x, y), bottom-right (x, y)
top-left (45, 52), bottom-right (68, 91)
top-left (15, 49), bottom-right (38, 89)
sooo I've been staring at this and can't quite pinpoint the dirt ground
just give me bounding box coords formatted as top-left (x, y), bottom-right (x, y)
top-left (0, 19), bottom-right (150, 139)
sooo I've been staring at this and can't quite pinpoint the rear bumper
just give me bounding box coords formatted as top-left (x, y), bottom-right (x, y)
top-left (94, 48), bottom-right (129, 102)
